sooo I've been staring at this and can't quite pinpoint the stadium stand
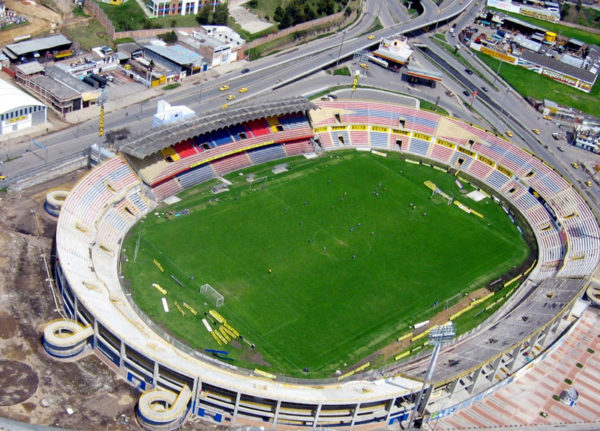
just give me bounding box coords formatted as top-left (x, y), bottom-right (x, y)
top-left (349, 128), bottom-right (369, 146)
top-left (152, 178), bottom-right (184, 202)
top-left (174, 140), bottom-right (198, 158)
top-left (176, 163), bottom-right (217, 189)
top-left (247, 143), bottom-right (287, 164)
top-left (283, 139), bottom-right (313, 156)
top-left (370, 131), bottom-right (389, 148)
top-left (211, 152), bottom-right (253, 176)
top-left (430, 143), bottom-right (454, 164)
top-left (485, 169), bottom-right (511, 190)
top-left (408, 138), bottom-right (431, 156)
top-left (48, 98), bottom-right (600, 431)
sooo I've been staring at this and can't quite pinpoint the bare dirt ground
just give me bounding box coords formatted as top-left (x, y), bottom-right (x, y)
top-left (0, 173), bottom-right (141, 431)
top-left (0, 0), bottom-right (89, 46)
top-left (0, 172), bottom-right (232, 430)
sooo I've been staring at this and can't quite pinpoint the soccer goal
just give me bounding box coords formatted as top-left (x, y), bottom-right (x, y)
top-left (200, 284), bottom-right (224, 307)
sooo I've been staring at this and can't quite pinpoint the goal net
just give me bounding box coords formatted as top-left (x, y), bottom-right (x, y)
top-left (200, 284), bottom-right (224, 307)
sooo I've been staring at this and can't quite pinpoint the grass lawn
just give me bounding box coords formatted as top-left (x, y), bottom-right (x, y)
top-left (475, 51), bottom-right (600, 115)
top-left (62, 19), bottom-right (113, 50)
top-left (488, 7), bottom-right (600, 46)
top-left (333, 66), bottom-right (351, 75)
top-left (245, 0), bottom-right (346, 22)
top-left (247, 33), bottom-right (295, 58)
top-left (122, 151), bottom-right (530, 378)
top-left (96, 0), bottom-right (198, 31)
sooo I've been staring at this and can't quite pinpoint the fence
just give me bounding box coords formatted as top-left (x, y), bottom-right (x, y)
top-left (7, 149), bottom-right (90, 192)
top-left (114, 27), bottom-right (203, 40)
top-left (242, 10), bottom-right (346, 51)
top-left (86, 1), bottom-right (116, 39)
top-left (86, 0), bottom-right (348, 55)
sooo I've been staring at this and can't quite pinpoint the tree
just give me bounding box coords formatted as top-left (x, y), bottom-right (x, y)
top-left (279, 9), bottom-right (293, 28)
top-left (304, 6), bottom-right (317, 21)
top-left (274, 5), bottom-right (285, 22)
top-left (196, 5), bottom-right (211, 24)
top-left (214, 2), bottom-right (229, 25)
top-left (142, 18), bottom-right (153, 29)
top-left (158, 30), bottom-right (178, 43)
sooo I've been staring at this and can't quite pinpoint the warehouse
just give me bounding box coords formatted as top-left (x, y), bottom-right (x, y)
top-left (0, 78), bottom-right (46, 136)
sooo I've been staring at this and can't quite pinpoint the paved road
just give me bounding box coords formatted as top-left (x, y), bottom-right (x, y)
top-left (2, 0), bottom-right (473, 183)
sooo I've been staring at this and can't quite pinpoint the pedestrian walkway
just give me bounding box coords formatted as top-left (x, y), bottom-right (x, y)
top-left (426, 307), bottom-right (600, 430)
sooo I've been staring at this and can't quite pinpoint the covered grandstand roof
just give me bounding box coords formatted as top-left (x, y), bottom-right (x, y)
top-left (120, 96), bottom-right (316, 159)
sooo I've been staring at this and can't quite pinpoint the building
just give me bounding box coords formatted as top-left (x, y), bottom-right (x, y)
top-left (519, 49), bottom-right (599, 93)
top-left (145, 0), bottom-right (212, 17)
top-left (403, 66), bottom-right (443, 87)
top-left (573, 121), bottom-right (600, 153)
top-left (0, 78), bottom-right (46, 136)
top-left (201, 25), bottom-right (245, 47)
top-left (152, 100), bottom-right (195, 127)
top-left (179, 34), bottom-right (229, 68)
top-left (470, 16), bottom-right (600, 93)
top-left (372, 37), bottom-right (413, 66)
top-left (3, 34), bottom-right (72, 63)
top-left (15, 63), bottom-right (100, 115)
top-left (178, 27), bottom-right (244, 68)
top-left (143, 43), bottom-right (207, 80)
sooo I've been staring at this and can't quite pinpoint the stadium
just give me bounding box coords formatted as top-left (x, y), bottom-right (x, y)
top-left (43, 96), bottom-right (599, 430)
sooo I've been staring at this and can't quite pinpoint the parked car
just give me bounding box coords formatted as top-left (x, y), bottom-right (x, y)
top-left (481, 86), bottom-right (488, 92)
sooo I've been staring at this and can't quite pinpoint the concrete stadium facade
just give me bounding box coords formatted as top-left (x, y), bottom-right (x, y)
top-left (44, 99), bottom-right (598, 430)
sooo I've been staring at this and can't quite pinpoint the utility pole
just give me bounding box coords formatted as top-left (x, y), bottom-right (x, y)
top-left (335, 30), bottom-right (347, 70)
top-left (98, 88), bottom-right (107, 137)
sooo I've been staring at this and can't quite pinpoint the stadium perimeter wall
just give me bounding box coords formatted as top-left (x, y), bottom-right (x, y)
top-left (46, 101), bottom-right (598, 430)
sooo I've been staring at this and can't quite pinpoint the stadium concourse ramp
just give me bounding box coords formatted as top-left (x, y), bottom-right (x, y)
top-left (45, 97), bottom-right (600, 430)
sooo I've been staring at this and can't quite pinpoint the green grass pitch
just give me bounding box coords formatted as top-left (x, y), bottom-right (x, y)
top-left (122, 150), bottom-right (530, 377)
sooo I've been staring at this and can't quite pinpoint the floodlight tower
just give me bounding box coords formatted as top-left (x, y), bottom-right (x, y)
top-left (407, 322), bottom-right (455, 429)
top-left (98, 88), bottom-right (108, 137)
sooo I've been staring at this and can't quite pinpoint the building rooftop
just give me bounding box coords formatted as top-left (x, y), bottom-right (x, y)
top-left (405, 66), bottom-right (443, 80)
top-left (143, 43), bottom-right (204, 67)
top-left (44, 65), bottom-right (97, 94)
top-left (501, 16), bottom-right (548, 33)
top-left (513, 34), bottom-right (541, 53)
top-left (15, 60), bottom-right (44, 75)
top-left (4, 34), bottom-right (71, 57)
top-left (520, 50), bottom-right (597, 83)
top-left (0, 78), bottom-right (45, 115)
top-left (121, 96), bottom-right (316, 159)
